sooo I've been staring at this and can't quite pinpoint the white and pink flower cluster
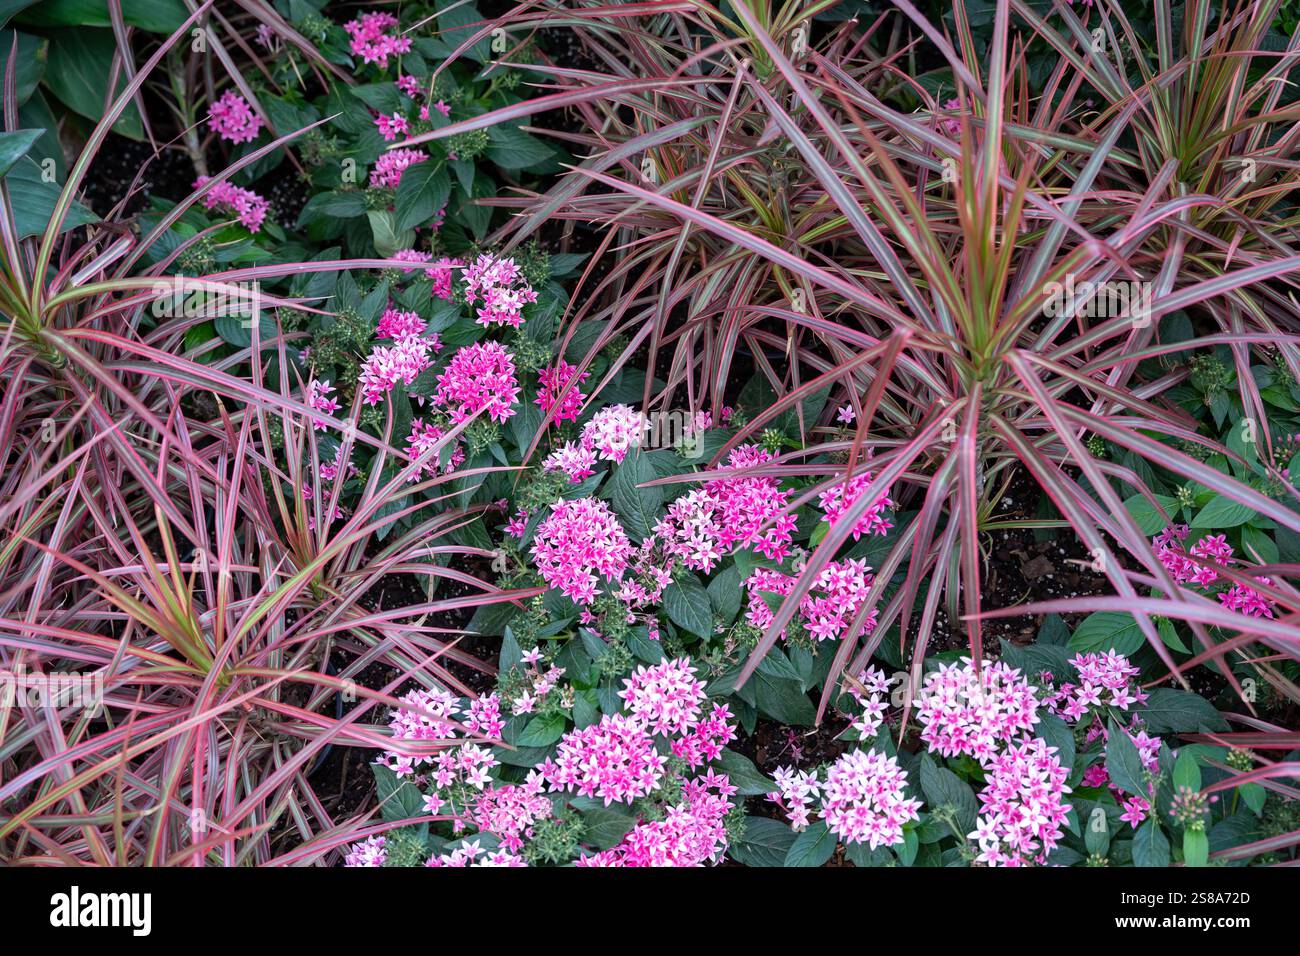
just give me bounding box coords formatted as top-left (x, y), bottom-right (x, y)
top-left (543, 404), bottom-right (649, 483)
top-left (654, 445), bottom-right (797, 571)
top-left (1042, 650), bottom-right (1146, 722)
top-left (530, 497), bottom-right (633, 604)
top-left (969, 737), bottom-right (1072, 867)
top-left (462, 254), bottom-right (539, 329)
top-left (769, 748), bottom-right (921, 851)
top-left (358, 307), bottom-right (443, 406)
top-left (369, 148), bottom-right (427, 188)
top-left (914, 658), bottom-right (1042, 764)
top-left (743, 558), bottom-right (879, 642)
top-left (433, 340), bottom-right (521, 424)
top-left (575, 770), bottom-right (736, 866)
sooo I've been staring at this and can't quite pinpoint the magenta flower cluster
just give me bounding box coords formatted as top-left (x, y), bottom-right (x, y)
top-left (1153, 525), bottom-right (1276, 617)
top-left (194, 176), bottom-right (270, 232)
top-left (208, 90), bottom-right (263, 144)
top-left (344, 11), bottom-right (412, 67)
top-left (462, 254), bottom-right (539, 329)
top-left (530, 496), bottom-right (633, 604)
top-left (743, 558), bottom-right (879, 642)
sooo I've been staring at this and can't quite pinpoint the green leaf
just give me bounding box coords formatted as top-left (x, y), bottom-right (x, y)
top-left (298, 190), bottom-right (366, 226)
top-left (1132, 817), bottom-right (1171, 867)
top-left (784, 820), bottom-right (837, 867)
top-left (1104, 719), bottom-right (1148, 797)
top-left (578, 805), bottom-right (636, 850)
top-left (1137, 689), bottom-right (1229, 734)
top-left (713, 749), bottom-right (773, 796)
top-left (662, 575), bottom-right (712, 639)
top-left (1036, 713), bottom-right (1075, 771)
top-left (43, 29), bottom-right (143, 138)
top-left (17, 0), bottom-right (187, 32)
top-left (751, 672), bottom-right (815, 726)
top-left (0, 128), bottom-right (42, 178)
top-left (394, 161), bottom-right (450, 231)
top-left (515, 712), bottom-right (566, 747)
top-left (0, 30), bottom-right (43, 104)
top-left (1123, 493), bottom-right (1180, 535)
top-left (1173, 750), bottom-right (1202, 793)
top-left (706, 563), bottom-right (742, 625)
top-left (1183, 827), bottom-right (1209, 867)
top-left (605, 450), bottom-right (662, 541)
top-left (1192, 495), bottom-right (1256, 529)
top-left (1068, 611), bottom-right (1144, 656)
top-left (486, 123), bottom-right (556, 171)
top-left (729, 816), bottom-right (796, 867)
top-left (4, 156), bottom-right (96, 238)
top-left (918, 755), bottom-right (978, 836)
top-left (373, 764), bottom-right (425, 821)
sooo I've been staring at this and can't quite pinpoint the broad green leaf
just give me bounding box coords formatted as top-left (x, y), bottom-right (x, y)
top-left (44, 29), bottom-right (143, 138)
top-left (1068, 611), bottom-right (1144, 656)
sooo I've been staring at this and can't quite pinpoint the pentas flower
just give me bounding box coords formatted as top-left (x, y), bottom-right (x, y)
top-left (434, 341), bottom-right (520, 423)
top-left (396, 74), bottom-right (423, 97)
top-left (426, 841), bottom-right (525, 867)
top-left (377, 686), bottom-right (462, 777)
top-left (540, 712), bottom-right (667, 806)
top-left (426, 257), bottom-right (463, 300)
top-left (194, 177), bottom-right (270, 232)
top-left (619, 658), bottom-right (707, 737)
top-left (406, 419), bottom-right (464, 479)
top-left (846, 665), bottom-right (892, 738)
top-left (374, 112), bottom-right (409, 142)
top-left (669, 701), bottom-right (737, 768)
top-left (535, 360), bottom-right (589, 422)
top-left (542, 440), bottom-right (597, 484)
top-left (818, 470), bottom-right (893, 540)
top-left (344, 11), bottom-right (412, 67)
top-left (358, 336), bottom-right (434, 405)
top-left (428, 742), bottom-right (498, 792)
top-left (743, 559), bottom-right (879, 643)
top-left (576, 772), bottom-right (735, 866)
top-left (654, 445), bottom-right (798, 571)
top-left (580, 404), bottom-right (647, 463)
top-left (504, 508), bottom-right (529, 537)
top-left (369, 148), bottom-right (426, 188)
top-left (343, 835), bottom-right (388, 867)
top-left (939, 97), bottom-right (964, 138)
top-left (469, 777), bottom-right (552, 852)
top-left (375, 307), bottom-right (428, 341)
top-left (1043, 651), bottom-right (1145, 722)
top-left (461, 254), bottom-right (539, 328)
top-left (306, 379), bottom-right (339, 430)
top-left (318, 446), bottom-right (356, 483)
top-left (1220, 578), bottom-right (1277, 618)
top-left (969, 738), bottom-right (1072, 867)
top-left (770, 749), bottom-right (921, 851)
top-left (1120, 795), bottom-right (1150, 828)
top-left (914, 659), bottom-right (1040, 764)
top-left (208, 90), bottom-right (262, 144)
top-left (530, 497), bottom-right (632, 604)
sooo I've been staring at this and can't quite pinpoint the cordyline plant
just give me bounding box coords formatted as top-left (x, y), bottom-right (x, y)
top-left (399, 0), bottom-right (1300, 792)
top-left (0, 6), bottom-right (529, 864)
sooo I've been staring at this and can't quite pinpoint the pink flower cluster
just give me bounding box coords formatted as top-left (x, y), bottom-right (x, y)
top-left (358, 309), bottom-right (442, 406)
top-left (509, 647), bottom-right (565, 715)
top-left (540, 712), bottom-right (667, 806)
top-left (653, 445), bottom-right (797, 571)
top-left (846, 665), bottom-right (892, 738)
top-left (462, 254), bottom-right (539, 329)
top-left (374, 112), bottom-right (409, 142)
top-left (377, 686), bottom-right (464, 777)
top-left (426, 257), bottom-right (462, 300)
top-left (1042, 651), bottom-right (1146, 722)
top-left (405, 419), bottom-right (464, 479)
top-left (619, 657), bottom-right (705, 736)
top-left (535, 360), bottom-right (590, 422)
top-left (530, 497), bottom-right (633, 604)
top-left (770, 748), bottom-right (921, 851)
top-left (914, 659), bottom-right (1041, 764)
top-left (1153, 526), bottom-right (1276, 617)
top-left (576, 771), bottom-right (735, 866)
top-left (208, 91), bottom-right (263, 144)
top-left (467, 776), bottom-right (553, 852)
top-left (194, 176), bottom-right (270, 232)
top-left (369, 148), bottom-right (427, 188)
top-left (969, 737), bottom-right (1072, 866)
top-left (306, 379), bottom-right (340, 430)
top-left (818, 470), bottom-right (893, 540)
top-left (433, 341), bottom-right (520, 423)
top-left (344, 835), bottom-right (388, 867)
top-left (544, 404), bottom-right (650, 482)
top-left (345, 11), bottom-right (412, 67)
top-left (743, 558), bottom-right (879, 642)
top-left (426, 841), bottom-right (525, 867)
